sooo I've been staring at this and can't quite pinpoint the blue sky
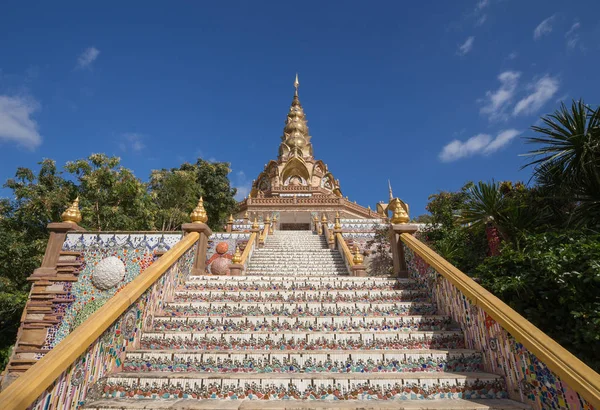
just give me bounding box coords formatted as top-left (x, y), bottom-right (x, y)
top-left (1, 1), bottom-right (599, 217)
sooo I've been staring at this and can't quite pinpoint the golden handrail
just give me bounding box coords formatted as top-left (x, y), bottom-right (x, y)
top-left (401, 233), bottom-right (600, 408)
top-left (240, 232), bottom-right (256, 265)
top-left (0, 232), bottom-right (200, 410)
top-left (336, 232), bottom-right (355, 267)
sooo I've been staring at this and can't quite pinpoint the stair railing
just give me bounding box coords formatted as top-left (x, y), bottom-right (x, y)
top-left (0, 232), bottom-right (200, 410)
top-left (401, 233), bottom-right (600, 409)
top-left (335, 232), bottom-right (354, 274)
top-left (240, 231), bottom-right (257, 271)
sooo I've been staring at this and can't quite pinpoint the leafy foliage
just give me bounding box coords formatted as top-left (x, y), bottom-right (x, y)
top-left (366, 227), bottom-right (393, 276)
top-left (475, 232), bottom-right (600, 372)
top-left (0, 155), bottom-right (239, 367)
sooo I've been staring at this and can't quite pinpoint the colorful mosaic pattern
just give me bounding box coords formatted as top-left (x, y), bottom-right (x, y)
top-left (29, 241), bottom-right (197, 410)
top-left (40, 234), bottom-right (183, 352)
top-left (92, 379), bottom-right (508, 401)
top-left (404, 243), bottom-right (595, 410)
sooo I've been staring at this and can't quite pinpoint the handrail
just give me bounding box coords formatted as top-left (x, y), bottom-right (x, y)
top-left (336, 232), bottom-right (355, 267)
top-left (0, 232), bottom-right (200, 410)
top-left (239, 232), bottom-right (256, 265)
top-left (401, 233), bottom-right (600, 409)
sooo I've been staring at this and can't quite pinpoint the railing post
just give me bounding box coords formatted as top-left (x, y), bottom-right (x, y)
top-left (182, 197), bottom-right (212, 276)
top-left (226, 215), bottom-right (233, 233)
top-left (251, 218), bottom-right (261, 247)
top-left (390, 224), bottom-right (418, 278)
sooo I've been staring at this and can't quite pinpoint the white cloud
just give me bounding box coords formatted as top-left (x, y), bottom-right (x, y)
top-left (120, 132), bottom-right (145, 152)
top-left (0, 95), bottom-right (42, 149)
top-left (534, 15), bottom-right (555, 40)
top-left (483, 129), bottom-right (521, 154)
top-left (457, 36), bottom-right (475, 56)
top-left (76, 47), bottom-right (100, 69)
top-left (508, 52), bottom-right (518, 60)
top-left (479, 71), bottom-right (521, 120)
top-left (476, 0), bottom-right (489, 10)
top-left (513, 75), bottom-right (559, 116)
top-left (439, 129), bottom-right (521, 162)
top-left (565, 22), bottom-right (582, 50)
top-left (475, 14), bottom-right (487, 26)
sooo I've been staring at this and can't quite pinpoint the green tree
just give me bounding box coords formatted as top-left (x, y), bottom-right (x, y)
top-left (149, 169), bottom-right (201, 231)
top-left (524, 100), bottom-right (600, 227)
top-left (177, 159), bottom-right (238, 231)
top-left (65, 154), bottom-right (155, 231)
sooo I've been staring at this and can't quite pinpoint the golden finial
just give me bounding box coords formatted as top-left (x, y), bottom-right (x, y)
top-left (232, 246), bottom-right (242, 264)
top-left (353, 246), bottom-right (364, 264)
top-left (334, 211), bottom-right (341, 230)
top-left (190, 197), bottom-right (208, 223)
top-left (294, 73), bottom-right (299, 96)
top-left (390, 199), bottom-right (410, 224)
top-left (321, 214), bottom-right (327, 222)
top-left (272, 215), bottom-right (277, 223)
top-left (244, 210), bottom-right (249, 219)
top-left (329, 231), bottom-right (334, 242)
top-left (251, 217), bottom-right (259, 229)
top-left (259, 233), bottom-right (265, 242)
top-left (368, 205), bottom-right (371, 210)
top-left (388, 180), bottom-right (394, 201)
top-left (313, 214), bottom-right (318, 222)
top-left (266, 215), bottom-right (271, 223)
top-left (61, 197), bottom-right (82, 224)
top-left (228, 214), bottom-right (234, 223)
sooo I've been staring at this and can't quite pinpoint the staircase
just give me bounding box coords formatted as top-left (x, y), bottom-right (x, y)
top-left (84, 230), bottom-right (529, 409)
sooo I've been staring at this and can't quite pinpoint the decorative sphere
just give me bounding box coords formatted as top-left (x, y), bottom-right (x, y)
top-left (215, 242), bottom-right (229, 255)
top-left (210, 256), bottom-right (231, 275)
top-left (92, 256), bottom-right (125, 290)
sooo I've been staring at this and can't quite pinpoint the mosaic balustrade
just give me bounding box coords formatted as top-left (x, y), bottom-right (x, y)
top-left (28, 241), bottom-right (197, 410)
top-left (182, 279), bottom-right (421, 291)
top-left (43, 233), bottom-right (183, 352)
top-left (404, 242), bottom-right (595, 410)
top-left (91, 378), bottom-right (508, 401)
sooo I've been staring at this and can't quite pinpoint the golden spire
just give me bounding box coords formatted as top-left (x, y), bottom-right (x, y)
top-left (232, 246), bottom-right (242, 264)
top-left (334, 211), bottom-right (341, 230)
top-left (228, 214), bottom-right (234, 223)
top-left (321, 214), bottom-right (327, 222)
top-left (266, 215), bottom-right (271, 223)
top-left (294, 73), bottom-right (299, 97)
top-left (279, 75), bottom-right (313, 160)
top-left (251, 217), bottom-right (259, 229)
top-left (388, 180), bottom-right (394, 201)
top-left (190, 197), bottom-right (208, 223)
top-left (61, 197), bottom-right (82, 224)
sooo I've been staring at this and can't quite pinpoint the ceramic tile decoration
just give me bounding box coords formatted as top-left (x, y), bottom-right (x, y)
top-left (404, 244), bottom-right (594, 410)
top-left (28, 241), bottom-right (196, 410)
top-left (39, 233), bottom-right (183, 353)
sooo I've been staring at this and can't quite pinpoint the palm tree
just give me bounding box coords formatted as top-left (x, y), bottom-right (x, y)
top-left (524, 100), bottom-right (600, 227)
top-left (460, 181), bottom-right (510, 241)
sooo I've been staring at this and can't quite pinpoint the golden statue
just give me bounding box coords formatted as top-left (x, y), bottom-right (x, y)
top-left (61, 197), bottom-right (82, 224)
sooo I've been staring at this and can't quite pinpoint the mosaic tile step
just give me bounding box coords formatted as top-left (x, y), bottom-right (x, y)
top-left (83, 398), bottom-right (531, 409)
top-left (138, 333), bottom-right (466, 350)
top-left (86, 372), bottom-right (509, 402)
top-left (150, 316), bottom-right (456, 332)
top-left (185, 275), bottom-right (409, 283)
top-left (122, 350), bottom-right (483, 373)
top-left (171, 291), bottom-right (428, 303)
top-left (160, 303), bottom-right (439, 317)
top-left (181, 281), bottom-right (421, 291)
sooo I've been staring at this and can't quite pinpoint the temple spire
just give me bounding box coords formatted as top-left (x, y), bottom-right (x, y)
top-left (294, 73), bottom-right (299, 97)
top-left (388, 180), bottom-right (394, 201)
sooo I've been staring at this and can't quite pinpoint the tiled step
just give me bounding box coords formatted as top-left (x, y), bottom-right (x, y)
top-left (138, 331), bottom-right (466, 350)
top-left (83, 399), bottom-right (530, 409)
top-left (150, 315), bottom-right (455, 332)
top-left (160, 302), bottom-right (439, 317)
top-left (85, 372), bottom-right (509, 402)
top-left (122, 350), bottom-right (483, 374)
top-left (171, 292), bottom-right (428, 303)
top-left (185, 275), bottom-right (409, 283)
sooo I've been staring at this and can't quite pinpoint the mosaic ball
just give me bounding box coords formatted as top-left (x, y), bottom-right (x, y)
top-left (92, 256), bottom-right (125, 290)
top-left (210, 256), bottom-right (231, 275)
top-left (215, 242), bottom-right (229, 255)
